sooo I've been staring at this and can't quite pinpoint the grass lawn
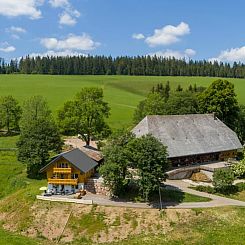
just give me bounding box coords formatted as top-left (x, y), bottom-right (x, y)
top-left (0, 75), bottom-right (245, 128)
top-left (226, 190), bottom-right (245, 201)
top-left (105, 207), bottom-right (245, 245)
top-left (0, 228), bottom-right (40, 245)
top-left (0, 135), bottom-right (19, 149)
top-left (0, 149), bottom-right (45, 201)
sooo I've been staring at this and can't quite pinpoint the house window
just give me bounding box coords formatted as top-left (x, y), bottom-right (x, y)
top-left (58, 162), bottom-right (68, 168)
top-left (72, 174), bottom-right (78, 179)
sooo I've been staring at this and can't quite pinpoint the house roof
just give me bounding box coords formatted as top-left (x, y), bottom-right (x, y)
top-left (132, 114), bottom-right (243, 158)
top-left (40, 148), bottom-right (98, 173)
top-left (64, 138), bottom-right (103, 162)
top-left (79, 146), bottom-right (103, 162)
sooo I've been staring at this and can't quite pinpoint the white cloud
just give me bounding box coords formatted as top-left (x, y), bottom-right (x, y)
top-left (49, 0), bottom-right (69, 8)
top-left (59, 12), bottom-right (76, 26)
top-left (132, 33), bottom-right (145, 40)
top-left (0, 0), bottom-right (43, 19)
top-left (149, 49), bottom-right (196, 59)
top-left (145, 22), bottom-right (190, 47)
top-left (8, 26), bottom-right (26, 33)
top-left (40, 34), bottom-right (100, 51)
top-left (49, 0), bottom-right (80, 26)
top-left (6, 26), bottom-right (27, 39)
top-left (0, 42), bottom-right (16, 53)
top-left (28, 50), bottom-right (87, 58)
top-left (209, 46), bottom-right (245, 63)
top-left (11, 34), bottom-right (20, 40)
top-left (185, 48), bottom-right (196, 57)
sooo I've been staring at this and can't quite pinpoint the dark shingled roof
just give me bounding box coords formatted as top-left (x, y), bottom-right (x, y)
top-left (40, 148), bottom-right (98, 173)
top-left (132, 114), bottom-right (243, 158)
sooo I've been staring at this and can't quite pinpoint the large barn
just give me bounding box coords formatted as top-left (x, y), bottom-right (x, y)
top-left (132, 114), bottom-right (243, 168)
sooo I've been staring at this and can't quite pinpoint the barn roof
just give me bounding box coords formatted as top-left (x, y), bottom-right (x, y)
top-left (40, 148), bottom-right (98, 173)
top-left (132, 114), bottom-right (243, 158)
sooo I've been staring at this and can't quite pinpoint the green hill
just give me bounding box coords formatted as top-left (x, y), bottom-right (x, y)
top-left (0, 75), bottom-right (244, 128)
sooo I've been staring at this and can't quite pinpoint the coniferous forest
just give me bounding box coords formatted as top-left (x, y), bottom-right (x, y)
top-left (1, 55), bottom-right (245, 78)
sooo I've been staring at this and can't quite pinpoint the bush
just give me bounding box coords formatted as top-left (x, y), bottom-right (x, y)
top-left (194, 185), bottom-right (215, 194)
top-left (213, 168), bottom-right (235, 193)
top-left (236, 182), bottom-right (245, 192)
top-left (231, 160), bottom-right (245, 178)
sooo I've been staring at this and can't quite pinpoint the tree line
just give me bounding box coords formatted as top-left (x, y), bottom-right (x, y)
top-left (1, 55), bottom-right (245, 78)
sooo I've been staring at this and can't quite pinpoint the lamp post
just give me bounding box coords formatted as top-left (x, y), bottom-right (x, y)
top-left (159, 185), bottom-right (163, 210)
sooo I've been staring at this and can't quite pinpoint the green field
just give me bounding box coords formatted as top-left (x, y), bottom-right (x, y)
top-left (0, 75), bottom-right (245, 128)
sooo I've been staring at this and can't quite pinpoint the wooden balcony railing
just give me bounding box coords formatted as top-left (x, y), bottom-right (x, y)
top-left (53, 167), bottom-right (72, 174)
top-left (48, 178), bottom-right (78, 185)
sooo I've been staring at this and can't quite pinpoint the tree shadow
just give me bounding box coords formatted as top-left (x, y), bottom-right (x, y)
top-left (149, 184), bottom-right (185, 208)
top-left (109, 183), bottom-right (185, 208)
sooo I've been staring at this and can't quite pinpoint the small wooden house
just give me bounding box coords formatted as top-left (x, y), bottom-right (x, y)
top-left (40, 148), bottom-right (98, 193)
top-left (132, 114), bottom-right (243, 168)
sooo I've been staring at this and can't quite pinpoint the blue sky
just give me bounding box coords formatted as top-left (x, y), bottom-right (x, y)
top-left (0, 0), bottom-right (245, 62)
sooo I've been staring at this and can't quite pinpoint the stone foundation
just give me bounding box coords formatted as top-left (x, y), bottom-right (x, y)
top-left (85, 177), bottom-right (110, 196)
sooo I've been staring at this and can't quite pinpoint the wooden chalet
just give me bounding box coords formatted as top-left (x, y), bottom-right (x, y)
top-left (40, 148), bottom-right (98, 193)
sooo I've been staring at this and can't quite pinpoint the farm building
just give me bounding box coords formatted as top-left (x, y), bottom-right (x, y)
top-left (40, 148), bottom-right (98, 194)
top-left (132, 114), bottom-right (243, 168)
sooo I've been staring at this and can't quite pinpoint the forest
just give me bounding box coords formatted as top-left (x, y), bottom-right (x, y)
top-left (1, 55), bottom-right (245, 78)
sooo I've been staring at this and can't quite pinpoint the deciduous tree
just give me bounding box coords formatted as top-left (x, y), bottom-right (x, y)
top-left (99, 129), bottom-right (135, 196)
top-left (58, 87), bottom-right (111, 146)
top-left (17, 96), bottom-right (62, 178)
top-left (129, 135), bottom-right (169, 201)
top-left (133, 93), bottom-right (166, 123)
top-left (198, 79), bottom-right (239, 128)
top-left (213, 168), bottom-right (235, 193)
top-left (0, 95), bottom-right (22, 134)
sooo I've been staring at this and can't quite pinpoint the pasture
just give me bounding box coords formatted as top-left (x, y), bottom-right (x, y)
top-left (0, 75), bottom-right (245, 128)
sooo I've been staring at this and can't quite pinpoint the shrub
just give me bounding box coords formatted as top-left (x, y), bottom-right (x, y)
top-left (231, 160), bottom-right (245, 178)
top-left (236, 182), bottom-right (245, 192)
top-left (213, 168), bottom-right (235, 193)
top-left (194, 185), bottom-right (215, 194)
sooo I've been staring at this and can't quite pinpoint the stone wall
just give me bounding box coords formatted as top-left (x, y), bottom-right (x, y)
top-left (85, 177), bottom-right (111, 196)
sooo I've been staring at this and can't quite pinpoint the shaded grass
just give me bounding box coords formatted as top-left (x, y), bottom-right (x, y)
top-left (159, 189), bottom-right (211, 203)
top-left (0, 75), bottom-right (245, 128)
top-left (120, 186), bottom-right (211, 203)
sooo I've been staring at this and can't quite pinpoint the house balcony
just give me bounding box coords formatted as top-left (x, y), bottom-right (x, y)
top-left (53, 167), bottom-right (72, 174)
top-left (48, 178), bottom-right (78, 185)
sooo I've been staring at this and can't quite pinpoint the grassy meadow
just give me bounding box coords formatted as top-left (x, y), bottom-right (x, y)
top-left (0, 75), bottom-right (245, 128)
